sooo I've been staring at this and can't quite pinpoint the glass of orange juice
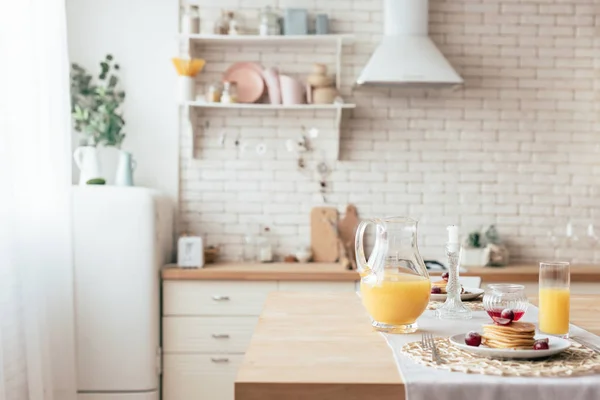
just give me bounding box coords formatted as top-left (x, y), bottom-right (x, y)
top-left (538, 261), bottom-right (570, 338)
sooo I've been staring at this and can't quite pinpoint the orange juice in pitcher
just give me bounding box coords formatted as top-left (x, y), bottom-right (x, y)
top-left (355, 217), bottom-right (431, 333)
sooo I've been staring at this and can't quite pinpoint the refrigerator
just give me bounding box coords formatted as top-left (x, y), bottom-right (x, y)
top-left (72, 186), bottom-right (173, 400)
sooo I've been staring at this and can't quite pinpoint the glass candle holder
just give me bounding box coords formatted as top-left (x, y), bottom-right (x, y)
top-left (538, 261), bottom-right (570, 337)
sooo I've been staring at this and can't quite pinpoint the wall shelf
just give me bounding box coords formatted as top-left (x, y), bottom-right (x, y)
top-left (178, 33), bottom-right (354, 46)
top-left (178, 33), bottom-right (354, 161)
top-left (185, 102), bottom-right (354, 161)
top-left (185, 101), bottom-right (356, 110)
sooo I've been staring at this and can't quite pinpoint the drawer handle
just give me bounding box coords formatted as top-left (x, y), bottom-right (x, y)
top-left (211, 295), bottom-right (230, 301)
top-left (212, 333), bottom-right (230, 339)
top-left (211, 357), bottom-right (229, 363)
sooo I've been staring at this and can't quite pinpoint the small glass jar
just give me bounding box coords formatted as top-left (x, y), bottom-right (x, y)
top-left (259, 6), bottom-right (280, 36)
top-left (220, 81), bottom-right (237, 103)
top-left (206, 83), bottom-right (222, 103)
top-left (483, 284), bottom-right (529, 323)
top-left (181, 5), bottom-right (200, 34)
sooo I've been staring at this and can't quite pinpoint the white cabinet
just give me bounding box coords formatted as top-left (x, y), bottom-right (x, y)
top-left (163, 354), bottom-right (243, 400)
top-left (162, 279), bottom-right (356, 400)
top-left (278, 281), bottom-right (355, 292)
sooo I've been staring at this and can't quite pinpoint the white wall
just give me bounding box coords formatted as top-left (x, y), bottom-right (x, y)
top-left (66, 0), bottom-right (178, 201)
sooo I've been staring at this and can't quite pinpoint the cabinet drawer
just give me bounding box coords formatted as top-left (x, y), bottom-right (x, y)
top-left (163, 281), bottom-right (277, 316)
top-left (163, 354), bottom-right (242, 400)
top-left (163, 316), bottom-right (257, 353)
top-left (278, 281), bottom-right (356, 292)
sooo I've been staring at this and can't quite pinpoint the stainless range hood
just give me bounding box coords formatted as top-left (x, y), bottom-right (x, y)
top-left (356, 0), bottom-right (463, 87)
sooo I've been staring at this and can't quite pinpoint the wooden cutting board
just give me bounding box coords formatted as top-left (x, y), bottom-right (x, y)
top-left (337, 204), bottom-right (359, 269)
top-left (310, 207), bottom-right (339, 262)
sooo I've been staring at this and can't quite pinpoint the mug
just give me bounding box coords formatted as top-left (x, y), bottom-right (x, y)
top-left (279, 75), bottom-right (305, 105)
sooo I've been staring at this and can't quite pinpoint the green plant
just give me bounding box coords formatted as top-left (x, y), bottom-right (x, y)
top-left (466, 231), bottom-right (482, 248)
top-left (71, 54), bottom-right (126, 147)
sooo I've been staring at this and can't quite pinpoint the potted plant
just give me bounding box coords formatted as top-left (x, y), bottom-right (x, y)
top-left (460, 229), bottom-right (490, 267)
top-left (71, 54), bottom-right (129, 185)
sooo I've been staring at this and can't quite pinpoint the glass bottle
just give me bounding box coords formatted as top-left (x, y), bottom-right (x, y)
top-left (181, 5), bottom-right (200, 34)
top-left (355, 217), bottom-right (430, 333)
top-left (259, 6), bottom-right (280, 36)
top-left (220, 81), bottom-right (237, 103)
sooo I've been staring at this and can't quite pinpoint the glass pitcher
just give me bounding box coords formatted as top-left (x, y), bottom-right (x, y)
top-left (355, 217), bottom-right (431, 333)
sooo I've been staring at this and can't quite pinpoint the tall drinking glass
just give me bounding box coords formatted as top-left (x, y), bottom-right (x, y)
top-left (538, 261), bottom-right (570, 338)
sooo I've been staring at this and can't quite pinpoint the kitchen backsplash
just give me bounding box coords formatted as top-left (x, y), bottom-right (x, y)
top-left (179, 0), bottom-right (600, 263)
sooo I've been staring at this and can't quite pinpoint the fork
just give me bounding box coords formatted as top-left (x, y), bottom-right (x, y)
top-left (421, 333), bottom-right (443, 365)
top-left (571, 337), bottom-right (600, 354)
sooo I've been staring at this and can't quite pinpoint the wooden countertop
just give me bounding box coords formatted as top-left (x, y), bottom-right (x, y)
top-left (162, 262), bottom-right (600, 282)
top-left (235, 292), bottom-right (600, 400)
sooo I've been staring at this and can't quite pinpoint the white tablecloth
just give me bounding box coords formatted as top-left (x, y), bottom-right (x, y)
top-left (382, 306), bottom-right (600, 400)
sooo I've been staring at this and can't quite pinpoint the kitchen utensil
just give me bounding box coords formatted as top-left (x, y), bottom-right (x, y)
top-left (310, 207), bottom-right (339, 262)
top-left (356, 216), bottom-right (430, 333)
top-left (312, 87), bottom-right (337, 104)
top-left (483, 284), bottom-right (529, 323)
top-left (115, 150), bottom-right (136, 186)
top-left (449, 333), bottom-right (571, 359)
top-left (421, 333), bottom-right (442, 365)
top-left (283, 8), bottom-right (308, 35)
top-left (263, 67), bottom-right (282, 104)
top-left (223, 62), bottom-right (265, 103)
top-left (177, 236), bottom-right (204, 268)
top-left (430, 288), bottom-right (484, 302)
top-left (337, 204), bottom-right (359, 269)
top-left (279, 75), bottom-right (305, 105)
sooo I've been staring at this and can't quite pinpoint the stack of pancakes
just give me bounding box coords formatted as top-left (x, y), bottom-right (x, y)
top-left (482, 322), bottom-right (536, 349)
top-left (431, 280), bottom-right (464, 294)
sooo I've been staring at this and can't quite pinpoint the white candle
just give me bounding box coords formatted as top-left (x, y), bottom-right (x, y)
top-left (447, 225), bottom-right (459, 244)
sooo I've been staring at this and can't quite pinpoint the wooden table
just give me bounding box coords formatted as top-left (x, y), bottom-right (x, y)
top-left (162, 263), bottom-right (600, 282)
top-left (235, 292), bottom-right (600, 400)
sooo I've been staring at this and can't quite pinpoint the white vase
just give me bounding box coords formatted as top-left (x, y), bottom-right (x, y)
top-left (73, 146), bottom-right (102, 185)
top-left (460, 247), bottom-right (491, 268)
top-left (115, 150), bottom-right (136, 186)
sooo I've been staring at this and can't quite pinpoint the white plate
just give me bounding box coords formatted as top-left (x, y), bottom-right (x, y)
top-left (449, 333), bottom-right (571, 359)
top-left (430, 287), bottom-right (484, 302)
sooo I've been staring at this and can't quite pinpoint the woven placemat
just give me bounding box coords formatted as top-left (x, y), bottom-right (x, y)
top-left (427, 300), bottom-right (485, 311)
top-left (402, 337), bottom-right (600, 377)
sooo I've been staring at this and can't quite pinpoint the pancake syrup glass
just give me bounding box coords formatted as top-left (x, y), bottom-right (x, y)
top-left (538, 261), bottom-right (570, 338)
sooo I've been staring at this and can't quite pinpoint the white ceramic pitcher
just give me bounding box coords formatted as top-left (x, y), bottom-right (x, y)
top-left (73, 146), bottom-right (102, 185)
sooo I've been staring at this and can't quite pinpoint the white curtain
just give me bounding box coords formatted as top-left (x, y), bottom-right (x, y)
top-left (0, 0), bottom-right (77, 399)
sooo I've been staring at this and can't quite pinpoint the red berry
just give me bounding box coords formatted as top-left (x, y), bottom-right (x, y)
top-left (533, 340), bottom-right (549, 350)
top-left (465, 331), bottom-right (482, 347)
top-left (536, 338), bottom-right (549, 344)
top-left (441, 272), bottom-right (449, 281)
top-left (431, 287), bottom-right (442, 294)
top-left (500, 309), bottom-right (515, 321)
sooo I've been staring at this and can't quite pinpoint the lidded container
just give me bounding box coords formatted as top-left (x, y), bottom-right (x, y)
top-left (355, 217), bottom-right (431, 333)
top-left (483, 284), bottom-right (529, 323)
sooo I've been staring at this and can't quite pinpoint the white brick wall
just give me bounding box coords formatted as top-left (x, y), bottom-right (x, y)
top-left (179, 0), bottom-right (600, 264)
